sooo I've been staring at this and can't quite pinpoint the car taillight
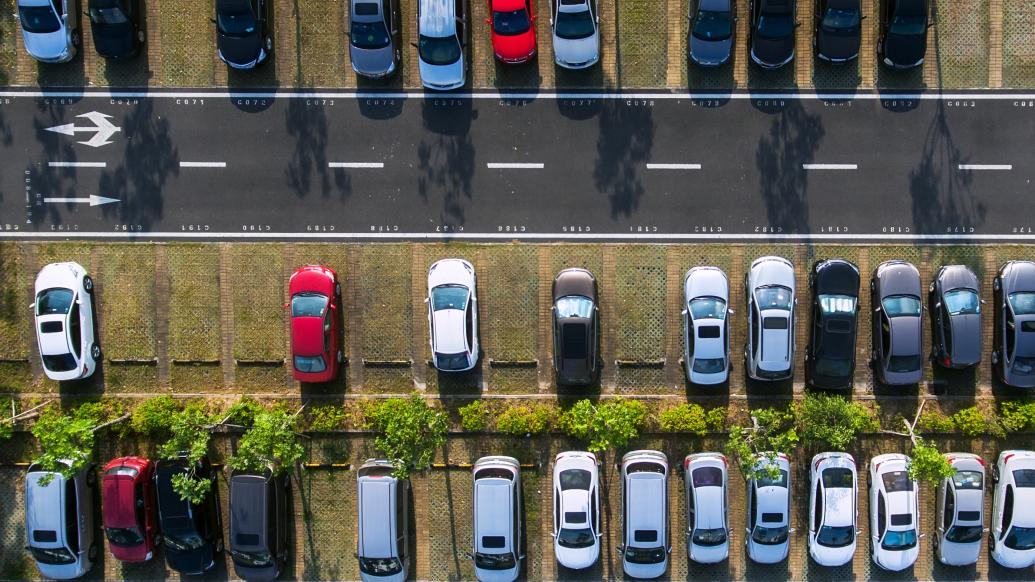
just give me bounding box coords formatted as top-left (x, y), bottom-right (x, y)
top-left (942, 357), bottom-right (952, 367)
top-left (874, 461), bottom-right (883, 473)
top-left (976, 456), bottom-right (986, 467)
top-left (814, 458), bottom-right (823, 471)
top-left (684, 457), bottom-right (691, 470)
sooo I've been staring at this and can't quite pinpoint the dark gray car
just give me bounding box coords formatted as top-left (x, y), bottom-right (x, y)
top-left (929, 265), bottom-right (982, 369)
top-left (689, 0), bottom-right (734, 67)
top-left (229, 468), bottom-right (289, 581)
top-left (350, 0), bottom-right (400, 78)
top-left (992, 260), bottom-right (1035, 388)
top-left (552, 268), bottom-right (599, 385)
top-left (870, 260), bottom-right (923, 385)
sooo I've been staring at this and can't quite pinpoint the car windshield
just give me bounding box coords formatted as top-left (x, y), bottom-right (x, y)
top-left (814, 357), bottom-right (852, 378)
top-left (1005, 526), bottom-right (1035, 551)
top-left (164, 532), bottom-right (205, 551)
top-left (475, 552), bottom-right (516, 570)
top-left (18, 5), bottom-right (61, 33)
top-left (889, 354), bottom-right (922, 373)
top-left (756, 286), bottom-right (792, 310)
top-left (294, 355), bottom-right (327, 373)
top-left (36, 289), bottom-right (74, 315)
top-left (1009, 292), bottom-right (1035, 315)
top-left (689, 297), bottom-right (726, 320)
top-left (692, 528), bottom-right (727, 546)
top-left (559, 468), bottom-right (591, 490)
top-left (882, 470), bottom-right (913, 492)
top-left (816, 525), bottom-right (854, 547)
top-left (557, 527), bottom-right (595, 548)
top-left (218, 9), bottom-right (256, 35)
top-left (431, 285), bottom-right (469, 311)
top-left (751, 525), bottom-right (788, 545)
top-left (232, 549), bottom-right (273, 568)
top-left (359, 557), bottom-right (403, 576)
top-left (291, 293), bottom-right (328, 317)
top-left (29, 546), bottom-right (75, 565)
top-left (889, 14), bottom-right (925, 36)
top-left (757, 469), bottom-right (788, 488)
top-left (43, 353), bottom-right (77, 372)
top-left (351, 19), bottom-right (390, 49)
top-left (624, 545), bottom-right (666, 563)
top-left (881, 529), bottom-right (917, 550)
top-left (819, 294), bottom-right (856, 314)
top-left (821, 7), bottom-right (860, 30)
top-left (493, 9), bottom-right (530, 35)
top-left (418, 34), bottom-right (462, 65)
top-left (946, 525), bottom-right (983, 544)
top-left (555, 296), bottom-right (594, 318)
top-left (756, 14), bottom-right (793, 38)
top-left (105, 526), bottom-right (144, 547)
top-left (953, 470), bottom-right (983, 490)
top-left (692, 9), bottom-right (732, 41)
top-left (944, 289), bottom-right (980, 315)
top-left (90, 6), bottom-right (128, 24)
top-left (554, 9), bottom-right (595, 40)
top-left (882, 295), bottom-right (921, 317)
top-left (692, 357), bottom-right (726, 374)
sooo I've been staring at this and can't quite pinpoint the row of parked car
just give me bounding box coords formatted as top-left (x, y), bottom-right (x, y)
top-left (16, 0), bottom-right (932, 88)
top-left (25, 449), bottom-right (1035, 580)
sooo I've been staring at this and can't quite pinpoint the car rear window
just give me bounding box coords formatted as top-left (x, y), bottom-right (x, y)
top-left (890, 513), bottom-right (912, 526)
top-left (559, 469), bottom-right (591, 490)
top-left (33, 530), bottom-right (58, 543)
top-left (633, 530), bottom-right (658, 543)
top-left (692, 466), bottom-right (723, 487)
top-left (762, 317), bottom-right (788, 330)
top-left (482, 535), bottom-right (506, 549)
top-left (40, 321), bottom-right (63, 333)
top-left (761, 512), bottom-right (783, 523)
top-left (698, 325), bottom-right (720, 339)
top-left (821, 467), bottom-right (853, 488)
top-left (42, 353), bottom-right (77, 372)
top-left (626, 462), bottom-right (664, 474)
top-left (236, 533), bottom-right (261, 546)
top-left (565, 511), bottom-right (587, 524)
top-left (475, 467), bottom-right (513, 481)
top-left (957, 510), bottom-right (980, 522)
top-left (354, 2), bottom-right (378, 15)
top-left (562, 323), bottom-right (588, 359)
top-left (824, 318), bottom-right (851, 333)
top-left (1014, 469), bottom-right (1035, 487)
top-left (882, 471), bottom-right (913, 492)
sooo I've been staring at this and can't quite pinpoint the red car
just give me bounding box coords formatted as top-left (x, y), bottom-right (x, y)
top-left (287, 265), bottom-right (343, 382)
top-left (102, 457), bottom-right (159, 562)
top-left (487, 0), bottom-right (537, 63)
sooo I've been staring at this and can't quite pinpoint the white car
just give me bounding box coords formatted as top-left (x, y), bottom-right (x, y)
top-left (745, 256), bottom-right (796, 381)
top-left (619, 450), bottom-right (669, 578)
top-left (808, 452), bottom-right (858, 567)
top-left (427, 259), bottom-right (479, 372)
top-left (990, 450), bottom-right (1035, 568)
top-left (471, 456), bottom-right (523, 582)
top-left (682, 267), bottom-right (731, 385)
top-left (33, 262), bottom-right (99, 381)
top-left (551, 451), bottom-right (601, 569)
top-left (551, 0), bottom-right (599, 69)
top-left (934, 453), bottom-right (985, 566)
top-left (17, 0), bottom-right (79, 63)
top-left (868, 454), bottom-right (920, 571)
top-left (745, 453), bottom-right (792, 564)
top-left (685, 452), bottom-right (729, 564)
top-left (416, 0), bottom-right (468, 89)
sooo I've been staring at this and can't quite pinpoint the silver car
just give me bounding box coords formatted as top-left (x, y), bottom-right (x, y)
top-left (350, 0), bottom-right (400, 78)
top-left (745, 256), bottom-right (796, 381)
top-left (470, 456), bottom-right (523, 582)
top-left (992, 260), bottom-right (1035, 388)
top-left (17, 0), bottom-right (79, 63)
top-left (619, 450), bottom-right (670, 579)
top-left (685, 452), bottom-right (729, 564)
top-left (25, 461), bottom-right (97, 580)
top-left (683, 267), bottom-right (732, 385)
top-left (551, 0), bottom-right (599, 69)
top-left (417, 0), bottom-right (468, 90)
top-left (356, 460), bottom-right (410, 582)
top-left (934, 453), bottom-right (985, 566)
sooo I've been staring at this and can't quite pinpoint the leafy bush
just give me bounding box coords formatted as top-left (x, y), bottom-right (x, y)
top-left (228, 409), bottom-right (305, 476)
top-left (797, 393), bottom-right (879, 451)
top-left (496, 403), bottom-right (555, 436)
top-left (726, 407), bottom-right (798, 481)
top-left (131, 396), bottom-right (182, 436)
top-left (458, 400), bottom-right (490, 432)
top-left (559, 399), bottom-right (646, 453)
top-left (907, 439), bottom-right (954, 485)
top-left (158, 404), bottom-right (214, 504)
top-left (31, 405), bottom-right (104, 485)
top-left (916, 409), bottom-right (955, 433)
top-left (367, 393), bottom-right (448, 479)
top-left (307, 405), bottom-right (348, 432)
top-left (223, 397), bottom-right (265, 427)
top-left (1000, 401), bottom-right (1035, 432)
top-left (658, 404), bottom-right (709, 435)
top-left (951, 407), bottom-right (989, 437)
top-left (0, 397), bottom-right (14, 441)
top-left (706, 407), bottom-right (727, 431)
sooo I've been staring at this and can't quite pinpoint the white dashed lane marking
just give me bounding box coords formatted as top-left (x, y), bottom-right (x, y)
top-left (802, 163), bottom-right (858, 170)
top-left (179, 162), bottom-right (227, 168)
top-left (958, 164), bottom-right (1012, 170)
top-left (48, 162), bottom-right (106, 168)
top-left (646, 163), bottom-right (702, 170)
top-left (328, 162), bottom-right (384, 168)
top-left (486, 163), bottom-right (544, 169)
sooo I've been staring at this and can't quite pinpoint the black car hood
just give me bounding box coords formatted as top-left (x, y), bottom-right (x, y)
top-left (1002, 261), bottom-right (1035, 294)
top-left (165, 544), bottom-right (215, 575)
top-left (91, 22), bottom-right (136, 58)
top-left (751, 34), bottom-right (794, 66)
top-left (219, 32), bottom-right (262, 66)
top-left (884, 32), bottom-right (925, 67)
top-left (878, 263), bottom-right (921, 298)
top-left (937, 265), bottom-right (979, 292)
top-left (817, 28), bottom-right (860, 60)
top-left (815, 261), bottom-right (860, 297)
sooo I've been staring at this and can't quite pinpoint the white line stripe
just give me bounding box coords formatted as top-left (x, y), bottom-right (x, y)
top-left (328, 162), bottom-right (384, 168)
top-left (958, 164), bottom-right (1012, 170)
top-left (486, 163), bottom-right (544, 169)
top-left (48, 162), bottom-right (106, 168)
top-left (646, 163), bottom-right (702, 170)
top-left (179, 162), bottom-right (226, 168)
top-left (802, 163), bottom-right (858, 170)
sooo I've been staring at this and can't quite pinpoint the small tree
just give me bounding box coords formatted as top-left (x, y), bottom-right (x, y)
top-left (31, 401), bottom-right (128, 486)
top-left (158, 405), bottom-right (214, 504)
top-left (907, 439), bottom-right (954, 485)
top-left (797, 393), bottom-right (879, 451)
top-left (458, 400), bottom-right (490, 432)
top-left (130, 395), bottom-right (182, 437)
top-left (228, 409), bottom-right (306, 476)
top-left (658, 403), bottom-right (709, 435)
top-left (559, 398), bottom-right (646, 454)
top-left (367, 393), bottom-right (448, 479)
top-left (726, 407), bottom-right (798, 482)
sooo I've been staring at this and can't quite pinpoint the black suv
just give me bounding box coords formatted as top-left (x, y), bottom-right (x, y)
top-left (229, 468), bottom-right (290, 581)
top-left (215, 0), bottom-right (271, 69)
top-left (87, 0), bottom-right (143, 59)
top-left (155, 456), bottom-right (224, 575)
top-left (805, 259), bottom-right (860, 389)
top-left (552, 268), bottom-right (600, 385)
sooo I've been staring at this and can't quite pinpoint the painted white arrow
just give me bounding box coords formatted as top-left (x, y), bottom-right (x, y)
top-left (43, 195), bottom-right (120, 207)
top-left (44, 112), bottom-right (121, 148)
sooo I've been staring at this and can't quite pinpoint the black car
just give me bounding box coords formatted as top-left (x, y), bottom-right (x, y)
top-left (870, 260), bottom-right (924, 386)
top-left (814, 0), bottom-right (861, 63)
top-left (215, 0), bottom-right (271, 69)
top-left (87, 0), bottom-right (142, 59)
top-left (805, 259), bottom-right (860, 390)
top-left (689, 0), bottom-right (735, 67)
top-left (155, 456), bottom-right (223, 575)
top-left (929, 265), bottom-right (982, 369)
top-left (229, 468), bottom-right (289, 581)
top-left (552, 268), bottom-right (599, 385)
top-left (749, 0), bottom-right (797, 69)
top-left (878, 0), bottom-right (928, 69)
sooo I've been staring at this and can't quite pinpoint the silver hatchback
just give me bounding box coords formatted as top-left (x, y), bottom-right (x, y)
top-left (25, 461), bottom-right (96, 580)
top-left (350, 0), bottom-right (400, 78)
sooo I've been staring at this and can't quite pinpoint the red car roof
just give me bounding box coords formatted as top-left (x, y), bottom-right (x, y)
top-left (291, 316), bottom-right (325, 356)
top-left (102, 475), bottom-right (139, 529)
top-left (492, 0), bottom-right (526, 10)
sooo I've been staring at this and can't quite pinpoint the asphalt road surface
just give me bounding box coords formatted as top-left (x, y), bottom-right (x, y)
top-left (2, 89), bottom-right (1034, 242)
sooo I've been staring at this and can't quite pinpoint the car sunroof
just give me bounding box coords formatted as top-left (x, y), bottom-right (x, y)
top-left (698, 325), bottom-right (720, 338)
top-left (633, 530), bottom-right (658, 543)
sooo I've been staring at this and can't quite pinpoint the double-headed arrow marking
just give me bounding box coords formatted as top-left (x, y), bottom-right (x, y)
top-left (43, 195), bottom-right (120, 207)
top-left (44, 112), bottom-right (121, 148)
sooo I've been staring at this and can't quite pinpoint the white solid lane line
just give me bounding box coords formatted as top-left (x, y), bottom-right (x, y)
top-left (958, 164), bottom-right (1012, 170)
top-left (179, 162), bottom-right (227, 168)
top-left (328, 162), bottom-right (384, 168)
top-left (646, 163), bottom-right (702, 170)
top-left (486, 162), bottom-right (544, 169)
top-left (802, 163), bottom-right (858, 170)
top-left (48, 162), bottom-right (106, 168)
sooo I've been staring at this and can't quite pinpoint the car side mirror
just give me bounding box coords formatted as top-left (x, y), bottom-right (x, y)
top-left (980, 299), bottom-right (987, 304)
top-left (519, 554), bottom-right (526, 560)
top-left (934, 302), bottom-right (941, 309)
top-left (29, 302), bottom-right (36, 309)
top-left (411, 41), bottom-right (419, 49)
top-left (549, 532), bottom-right (556, 537)
top-left (728, 308), bottom-right (735, 315)
top-left (919, 533), bottom-right (926, 539)
top-left (485, 17), bottom-right (490, 24)
top-left (874, 307), bottom-right (881, 313)
top-left (927, 22), bottom-right (935, 28)
top-left (283, 302), bottom-right (289, 309)
top-left (795, 21), bottom-right (801, 27)
top-left (789, 527), bottom-right (796, 533)
top-left (616, 545), bottom-right (624, 553)
top-left (856, 529), bottom-right (862, 535)
top-left (681, 309), bottom-right (688, 315)
top-left (423, 297), bottom-right (429, 303)
top-left (596, 532), bottom-right (603, 537)
top-left (983, 527), bottom-right (990, 533)
top-left (745, 527), bottom-right (751, 534)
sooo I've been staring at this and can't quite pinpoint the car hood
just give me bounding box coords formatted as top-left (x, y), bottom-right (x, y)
top-left (816, 28), bottom-right (860, 60)
top-left (555, 542), bottom-right (599, 569)
top-left (289, 268), bottom-right (333, 295)
top-left (948, 314), bottom-right (982, 364)
top-left (554, 269), bottom-right (595, 300)
top-left (234, 563), bottom-right (280, 582)
top-left (938, 266), bottom-right (979, 291)
top-left (166, 545), bottom-right (215, 575)
top-left (751, 34), bottom-right (794, 66)
top-left (419, 56), bottom-right (465, 89)
top-left (875, 546), bottom-right (919, 571)
top-left (685, 268), bottom-right (728, 301)
top-left (91, 22), bottom-right (136, 57)
top-left (291, 316), bottom-right (324, 356)
top-left (1002, 261), bottom-right (1035, 294)
top-left (218, 32), bottom-right (262, 66)
top-left (815, 261), bottom-right (859, 296)
top-left (690, 540), bottom-right (728, 564)
top-left (22, 29), bottom-right (68, 60)
top-left (751, 258), bottom-right (795, 288)
top-left (553, 34), bottom-right (599, 65)
top-left (689, 35), bottom-right (732, 65)
top-left (878, 263), bottom-right (921, 297)
top-left (494, 30), bottom-right (536, 60)
top-left (474, 565), bottom-right (519, 582)
top-left (810, 539), bottom-right (855, 567)
top-left (992, 544), bottom-right (1035, 568)
top-left (428, 259), bottom-right (474, 288)
top-left (351, 44), bottom-right (396, 77)
top-left (884, 32), bottom-right (925, 67)
top-left (939, 537), bottom-right (981, 566)
top-left (747, 539), bottom-right (788, 564)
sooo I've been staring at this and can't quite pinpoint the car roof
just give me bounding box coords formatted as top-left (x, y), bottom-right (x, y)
top-left (432, 310), bottom-right (467, 353)
top-left (26, 472), bottom-right (66, 543)
top-left (885, 490), bottom-right (916, 529)
top-left (560, 489), bottom-right (590, 525)
top-left (38, 314), bottom-right (72, 356)
top-left (694, 486), bottom-right (724, 528)
top-left (889, 317), bottom-right (921, 356)
top-left (557, 0), bottom-right (590, 13)
top-left (756, 485), bottom-right (788, 526)
top-left (953, 489), bottom-right (983, 520)
top-left (693, 322), bottom-right (725, 358)
top-left (419, 0), bottom-right (457, 41)
top-left (760, 318), bottom-right (790, 364)
top-left (231, 473), bottom-right (269, 550)
top-left (475, 479), bottom-right (512, 549)
top-left (358, 477), bottom-right (395, 558)
top-left (627, 473), bottom-right (665, 543)
top-left (103, 474), bottom-right (140, 528)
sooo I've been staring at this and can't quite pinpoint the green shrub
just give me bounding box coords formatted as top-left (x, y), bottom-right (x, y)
top-left (131, 396), bottom-right (182, 436)
top-left (1000, 401), bottom-right (1035, 432)
top-left (228, 409), bottom-right (305, 476)
top-left (951, 407), bottom-right (989, 436)
top-left (658, 404), bottom-right (708, 435)
top-left (705, 407), bottom-right (727, 431)
top-left (223, 397), bottom-right (265, 427)
top-left (458, 400), bottom-right (490, 432)
top-left (726, 407), bottom-right (798, 481)
top-left (496, 403), bottom-right (555, 436)
top-left (908, 439), bottom-right (955, 485)
top-left (367, 393), bottom-right (448, 479)
top-left (307, 405), bottom-right (348, 432)
top-left (916, 409), bottom-right (955, 433)
top-left (797, 393), bottom-right (879, 451)
top-left (559, 398), bottom-right (647, 453)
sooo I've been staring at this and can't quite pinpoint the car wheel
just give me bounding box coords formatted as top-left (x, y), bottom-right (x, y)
top-left (91, 343), bottom-right (101, 360)
top-left (334, 282), bottom-right (341, 297)
top-left (71, 30), bottom-right (80, 47)
top-left (993, 278), bottom-right (1001, 292)
top-left (215, 538), bottom-right (224, 553)
top-left (336, 349), bottom-right (344, 364)
top-left (870, 349), bottom-right (877, 363)
top-left (83, 276), bottom-right (94, 293)
top-left (86, 468), bottom-right (97, 487)
top-left (265, 36), bottom-right (272, 51)
top-left (88, 543), bottom-right (97, 561)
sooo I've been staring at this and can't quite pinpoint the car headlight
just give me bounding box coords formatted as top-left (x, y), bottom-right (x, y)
top-left (883, 57), bottom-right (894, 66)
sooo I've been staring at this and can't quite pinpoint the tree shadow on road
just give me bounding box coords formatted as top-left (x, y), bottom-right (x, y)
top-left (417, 98), bottom-right (476, 227)
top-left (284, 98), bottom-right (351, 201)
top-left (593, 102), bottom-right (654, 220)
top-left (754, 101), bottom-right (825, 234)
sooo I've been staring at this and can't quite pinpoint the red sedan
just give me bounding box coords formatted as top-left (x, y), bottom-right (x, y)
top-left (102, 457), bottom-right (159, 562)
top-left (487, 0), bottom-right (537, 63)
top-left (287, 265), bottom-right (343, 382)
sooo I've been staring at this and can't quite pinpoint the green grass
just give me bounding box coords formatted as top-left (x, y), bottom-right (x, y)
top-left (614, 246), bottom-right (667, 361)
top-left (158, 0), bottom-right (215, 86)
top-left (482, 246), bottom-right (538, 361)
top-left (617, 0), bottom-right (668, 87)
top-left (104, 362), bottom-right (160, 393)
top-left (0, 362), bottom-right (31, 393)
top-left (0, 244), bottom-right (29, 360)
top-left (230, 245), bottom-right (284, 360)
top-left (357, 245), bottom-right (412, 360)
top-left (98, 245), bottom-right (157, 360)
top-left (1003, 0), bottom-right (1035, 88)
top-left (167, 245), bottom-right (222, 361)
top-left (932, 0), bottom-right (990, 88)
top-left (297, 0), bottom-right (348, 87)
top-left (170, 362), bottom-right (224, 392)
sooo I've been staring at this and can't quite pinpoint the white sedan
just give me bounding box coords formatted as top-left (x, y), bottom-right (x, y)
top-left (990, 450), bottom-right (1035, 568)
top-left (33, 262), bottom-right (99, 381)
top-left (551, 0), bottom-right (599, 69)
top-left (868, 454), bottom-right (920, 571)
top-left (552, 451), bottom-right (601, 569)
top-left (426, 258), bottom-right (479, 372)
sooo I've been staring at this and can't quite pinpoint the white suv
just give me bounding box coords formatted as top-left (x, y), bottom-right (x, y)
top-left (618, 450), bottom-right (669, 578)
top-left (808, 452), bottom-right (858, 567)
top-left (684, 452), bottom-right (729, 564)
top-left (868, 454), bottom-right (920, 571)
top-left (551, 451), bottom-right (600, 569)
top-left (990, 450), bottom-right (1035, 568)
top-left (33, 262), bottom-right (99, 381)
top-left (745, 453), bottom-right (792, 564)
top-left (934, 453), bottom-right (985, 566)
top-left (745, 256), bottom-right (796, 381)
top-left (470, 456), bottom-right (523, 582)
top-left (427, 259), bottom-right (479, 372)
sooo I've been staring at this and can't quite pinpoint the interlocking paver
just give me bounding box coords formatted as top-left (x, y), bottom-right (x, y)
top-left (614, 245), bottom-right (668, 392)
top-left (483, 245), bottom-right (539, 393)
top-left (929, 0), bottom-right (990, 88)
top-left (617, 0), bottom-right (668, 87)
top-left (1002, 0), bottom-right (1035, 88)
top-left (158, 0), bottom-right (216, 86)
